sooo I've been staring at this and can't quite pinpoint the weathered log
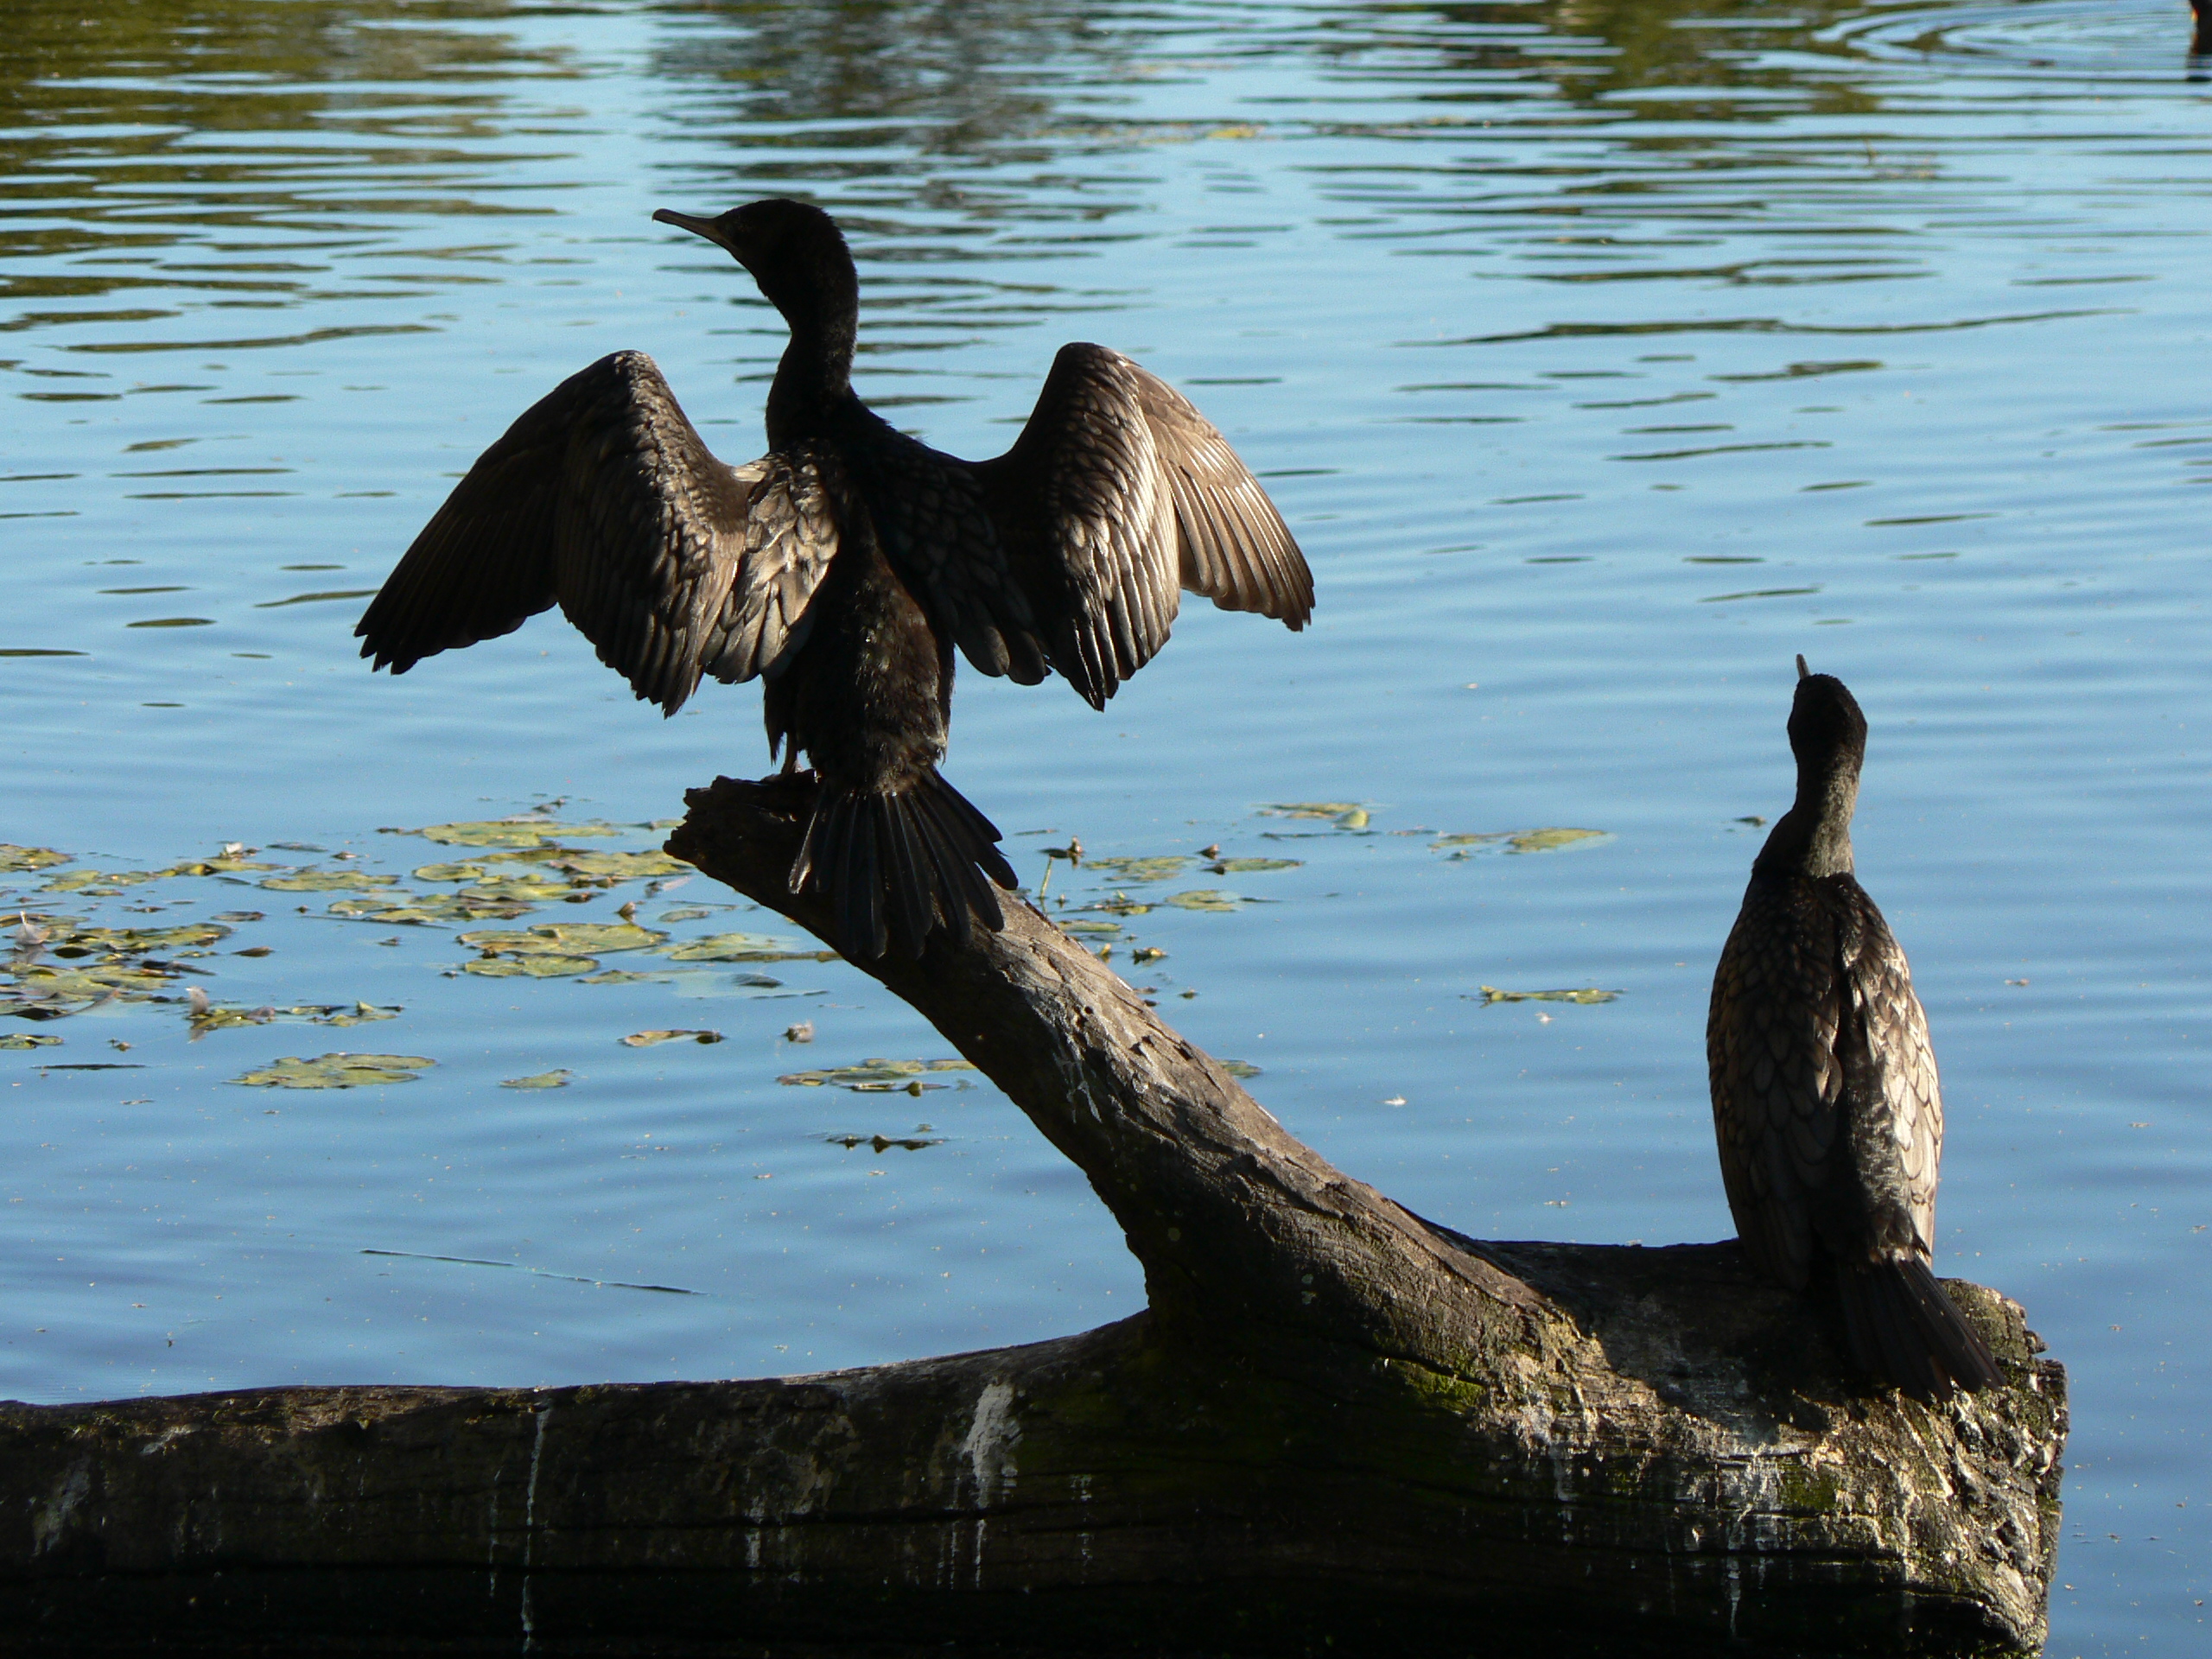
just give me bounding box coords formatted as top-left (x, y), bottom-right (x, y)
top-left (0, 774), bottom-right (2064, 1656)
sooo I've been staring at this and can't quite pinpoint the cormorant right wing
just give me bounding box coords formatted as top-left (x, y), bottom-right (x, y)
top-left (968, 343), bottom-right (1313, 709)
top-left (356, 349), bottom-right (840, 715)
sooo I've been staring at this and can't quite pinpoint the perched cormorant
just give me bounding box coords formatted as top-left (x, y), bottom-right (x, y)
top-left (357, 200), bottom-right (1312, 958)
top-left (1707, 658), bottom-right (2000, 1399)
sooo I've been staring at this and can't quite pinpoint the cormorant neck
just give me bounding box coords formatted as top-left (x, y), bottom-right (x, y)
top-left (763, 283), bottom-right (857, 448)
top-left (1755, 760), bottom-right (1858, 880)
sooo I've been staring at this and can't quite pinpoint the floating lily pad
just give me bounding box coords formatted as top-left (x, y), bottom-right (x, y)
top-left (577, 969), bottom-right (666, 986)
top-left (458, 874), bottom-right (585, 903)
top-left (401, 819), bottom-right (620, 848)
top-left (44, 869), bottom-right (166, 893)
top-left (620, 1028), bottom-right (723, 1046)
top-left (231, 1052), bottom-right (435, 1089)
top-left (1218, 1059), bottom-right (1262, 1079)
top-left (1432, 827), bottom-right (1610, 855)
top-left (260, 870), bottom-right (399, 893)
top-left (1210, 857), bottom-right (1300, 874)
top-left (67, 922), bottom-right (232, 954)
top-left (1260, 802), bottom-right (1370, 829)
top-left (501, 1070), bottom-right (574, 1090)
top-left (412, 861), bottom-right (490, 884)
top-left (189, 1001), bottom-right (398, 1033)
top-left (0, 1033), bottom-right (61, 1050)
top-left (0, 846), bottom-right (70, 873)
top-left (661, 931), bottom-right (836, 963)
top-left (1164, 890), bottom-right (1249, 912)
top-left (461, 922), bottom-right (664, 957)
top-left (1074, 894), bottom-right (1152, 918)
top-left (12, 963), bottom-right (176, 999)
top-left (545, 849), bottom-right (688, 880)
top-left (1060, 919), bottom-right (1121, 936)
top-left (462, 954), bottom-right (599, 978)
top-left (1083, 856), bottom-right (1190, 884)
top-left (1474, 985), bottom-right (1620, 1006)
top-left (656, 906), bottom-right (723, 924)
top-left (778, 1057), bottom-right (976, 1092)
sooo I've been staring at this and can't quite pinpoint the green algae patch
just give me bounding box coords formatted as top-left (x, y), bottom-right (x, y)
top-left (1473, 986), bottom-right (1619, 1006)
top-left (231, 1052), bottom-right (435, 1089)
top-left (501, 1069), bottom-right (574, 1090)
top-left (463, 954), bottom-right (597, 978)
top-left (779, 1057), bottom-right (976, 1092)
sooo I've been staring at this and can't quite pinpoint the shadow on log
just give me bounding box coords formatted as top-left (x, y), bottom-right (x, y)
top-left (0, 774), bottom-right (2064, 1656)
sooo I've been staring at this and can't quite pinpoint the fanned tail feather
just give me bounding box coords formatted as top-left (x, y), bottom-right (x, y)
top-left (1836, 1256), bottom-right (2003, 1401)
top-left (788, 769), bottom-right (1014, 958)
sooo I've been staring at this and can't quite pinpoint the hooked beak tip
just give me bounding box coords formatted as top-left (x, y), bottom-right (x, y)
top-left (653, 207), bottom-right (721, 245)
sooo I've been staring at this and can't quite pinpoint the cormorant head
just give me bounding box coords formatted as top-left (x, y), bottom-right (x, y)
top-left (652, 199), bottom-right (858, 336)
top-left (1786, 653), bottom-right (1867, 777)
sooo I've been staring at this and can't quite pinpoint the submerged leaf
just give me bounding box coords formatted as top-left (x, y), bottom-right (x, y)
top-left (501, 1070), bottom-right (574, 1090)
top-left (1474, 985), bottom-right (1620, 1006)
top-left (230, 1052), bottom-right (434, 1089)
top-left (620, 1028), bottom-right (724, 1047)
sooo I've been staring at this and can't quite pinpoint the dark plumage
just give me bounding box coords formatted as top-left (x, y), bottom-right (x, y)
top-left (357, 199), bottom-right (1312, 957)
top-left (1707, 657), bottom-right (2000, 1400)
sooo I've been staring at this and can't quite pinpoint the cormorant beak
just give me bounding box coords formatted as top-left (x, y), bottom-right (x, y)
top-left (653, 207), bottom-right (737, 257)
top-left (1796, 653), bottom-right (1810, 680)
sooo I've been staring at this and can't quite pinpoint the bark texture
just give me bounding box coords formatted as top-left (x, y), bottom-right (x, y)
top-left (0, 774), bottom-right (2065, 1656)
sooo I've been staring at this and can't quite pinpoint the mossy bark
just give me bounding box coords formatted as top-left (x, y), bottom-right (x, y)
top-left (0, 775), bottom-right (2064, 1656)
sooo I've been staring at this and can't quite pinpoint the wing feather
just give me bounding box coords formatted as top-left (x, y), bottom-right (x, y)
top-left (357, 351), bottom-right (839, 715)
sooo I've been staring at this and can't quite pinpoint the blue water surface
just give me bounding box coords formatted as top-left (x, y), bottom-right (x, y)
top-left (3, 3), bottom-right (2209, 1650)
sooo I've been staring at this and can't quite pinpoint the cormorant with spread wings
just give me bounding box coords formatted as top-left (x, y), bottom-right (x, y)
top-left (357, 199), bottom-right (1312, 958)
top-left (1707, 658), bottom-right (1999, 1399)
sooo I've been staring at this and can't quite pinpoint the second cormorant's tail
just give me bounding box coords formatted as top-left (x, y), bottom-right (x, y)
top-left (788, 769), bottom-right (1017, 959)
top-left (1836, 1256), bottom-right (2003, 1401)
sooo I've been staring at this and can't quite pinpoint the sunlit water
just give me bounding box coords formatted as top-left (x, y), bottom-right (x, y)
top-left (3, 0), bottom-right (2208, 1649)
